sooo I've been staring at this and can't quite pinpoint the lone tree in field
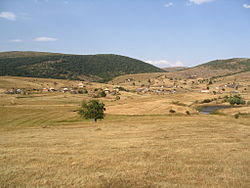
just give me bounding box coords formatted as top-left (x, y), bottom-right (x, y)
top-left (78, 100), bottom-right (106, 122)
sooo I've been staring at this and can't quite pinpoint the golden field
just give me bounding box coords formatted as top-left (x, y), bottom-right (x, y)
top-left (0, 76), bottom-right (250, 187)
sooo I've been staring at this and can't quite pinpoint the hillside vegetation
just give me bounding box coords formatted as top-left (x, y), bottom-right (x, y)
top-left (174, 58), bottom-right (250, 79)
top-left (0, 51), bottom-right (63, 58)
top-left (112, 58), bottom-right (250, 84)
top-left (0, 51), bottom-right (164, 82)
top-left (162, 66), bottom-right (187, 72)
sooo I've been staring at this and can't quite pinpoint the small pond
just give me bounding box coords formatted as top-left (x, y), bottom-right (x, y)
top-left (198, 105), bottom-right (231, 114)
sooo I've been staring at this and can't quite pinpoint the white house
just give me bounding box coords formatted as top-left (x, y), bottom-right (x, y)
top-left (78, 83), bottom-right (84, 88)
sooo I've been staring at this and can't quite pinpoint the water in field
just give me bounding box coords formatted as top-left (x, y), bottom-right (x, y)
top-left (199, 105), bottom-right (231, 114)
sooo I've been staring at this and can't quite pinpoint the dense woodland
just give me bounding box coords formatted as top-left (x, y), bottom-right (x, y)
top-left (0, 52), bottom-right (164, 82)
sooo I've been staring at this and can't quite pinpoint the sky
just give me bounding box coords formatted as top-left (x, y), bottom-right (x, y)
top-left (0, 0), bottom-right (250, 67)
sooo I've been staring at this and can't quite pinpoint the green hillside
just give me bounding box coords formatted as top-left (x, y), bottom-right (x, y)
top-left (0, 51), bottom-right (165, 82)
top-left (0, 51), bottom-right (63, 58)
top-left (198, 58), bottom-right (250, 71)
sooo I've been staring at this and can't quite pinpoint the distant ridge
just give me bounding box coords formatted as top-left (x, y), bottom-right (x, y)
top-left (177, 58), bottom-right (250, 78)
top-left (162, 66), bottom-right (187, 72)
top-left (111, 58), bottom-right (250, 83)
top-left (0, 51), bottom-right (63, 58)
top-left (0, 51), bottom-right (165, 82)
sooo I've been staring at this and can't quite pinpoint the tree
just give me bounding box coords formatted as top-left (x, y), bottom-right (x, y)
top-left (78, 100), bottom-right (106, 122)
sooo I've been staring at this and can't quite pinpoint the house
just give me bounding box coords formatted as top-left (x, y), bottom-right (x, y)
top-left (42, 88), bottom-right (49, 92)
top-left (142, 88), bottom-right (149, 93)
top-left (230, 90), bottom-right (238, 94)
top-left (78, 83), bottom-right (84, 88)
top-left (111, 90), bottom-right (120, 95)
top-left (104, 88), bottom-right (110, 94)
top-left (5, 89), bottom-right (15, 94)
top-left (201, 89), bottom-right (209, 93)
top-left (125, 78), bottom-right (133, 82)
top-left (63, 88), bottom-right (69, 93)
top-left (49, 87), bottom-right (55, 92)
top-left (136, 88), bottom-right (144, 93)
top-left (16, 89), bottom-right (22, 94)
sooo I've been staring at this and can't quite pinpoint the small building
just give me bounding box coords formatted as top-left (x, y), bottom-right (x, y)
top-left (201, 89), bottom-right (209, 93)
top-left (230, 90), bottom-right (238, 94)
top-left (16, 89), bottom-right (22, 94)
top-left (42, 88), bottom-right (49, 92)
top-left (136, 88), bottom-right (144, 93)
top-left (78, 83), bottom-right (84, 88)
top-left (111, 89), bottom-right (120, 95)
top-left (5, 89), bottom-right (15, 94)
top-left (104, 88), bottom-right (110, 94)
top-left (63, 88), bottom-right (69, 93)
top-left (49, 87), bottom-right (55, 92)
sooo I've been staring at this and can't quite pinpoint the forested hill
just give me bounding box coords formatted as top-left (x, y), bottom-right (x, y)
top-left (197, 58), bottom-right (250, 70)
top-left (0, 51), bottom-right (165, 82)
top-left (164, 58), bottom-right (250, 79)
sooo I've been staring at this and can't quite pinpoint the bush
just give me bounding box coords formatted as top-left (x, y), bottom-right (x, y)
top-left (116, 86), bottom-right (127, 91)
top-left (169, 109), bottom-right (176, 114)
top-left (78, 89), bottom-right (88, 94)
top-left (99, 91), bottom-right (106, 97)
top-left (234, 113), bottom-right (240, 119)
top-left (93, 90), bottom-right (106, 98)
top-left (201, 99), bottom-right (212, 103)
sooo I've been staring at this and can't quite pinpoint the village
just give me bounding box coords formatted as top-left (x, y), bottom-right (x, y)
top-left (4, 75), bottom-right (248, 98)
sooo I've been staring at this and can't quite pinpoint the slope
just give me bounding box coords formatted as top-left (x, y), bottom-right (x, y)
top-left (111, 58), bottom-right (250, 84)
top-left (0, 51), bottom-right (165, 82)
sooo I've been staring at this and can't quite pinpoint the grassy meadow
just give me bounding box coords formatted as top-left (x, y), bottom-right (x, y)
top-left (0, 76), bottom-right (250, 187)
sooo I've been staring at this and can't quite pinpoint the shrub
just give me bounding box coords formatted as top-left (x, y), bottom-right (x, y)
top-left (234, 113), bottom-right (240, 119)
top-left (78, 89), bottom-right (88, 94)
top-left (99, 91), bottom-right (106, 97)
top-left (93, 90), bottom-right (106, 98)
top-left (169, 109), bottom-right (176, 114)
top-left (116, 86), bottom-right (127, 91)
top-left (201, 99), bottom-right (212, 103)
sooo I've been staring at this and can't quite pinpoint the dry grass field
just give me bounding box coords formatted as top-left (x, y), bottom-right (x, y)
top-left (0, 76), bottom-right (250, 187)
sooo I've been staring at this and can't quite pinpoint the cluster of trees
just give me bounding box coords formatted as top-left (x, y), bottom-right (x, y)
top-left (224, 95), bottom-right (246, 106)
top-left (0, 54), bottom-right (164, 82)
top-left (200, 95), bottom-right (248, 106)
top-left (201, 98), bottom-right (217, 104)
